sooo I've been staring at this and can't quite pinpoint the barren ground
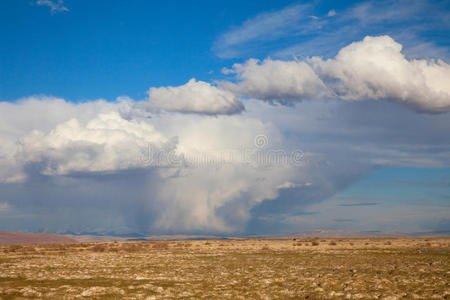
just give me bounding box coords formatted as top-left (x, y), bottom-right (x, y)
top-left (0, 238), bottom-right (449, 299)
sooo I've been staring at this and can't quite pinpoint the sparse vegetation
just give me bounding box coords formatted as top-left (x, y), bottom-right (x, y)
top-left (0, 238), bottom-right (448, 299)
top-left (152, 242), bottom-right (170, 250)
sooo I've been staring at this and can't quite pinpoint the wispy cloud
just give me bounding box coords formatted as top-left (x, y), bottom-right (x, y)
top-left (333, 218), bottom-right (355, 222)
top-left (36, 0), bottom-right (69, 14)
top-left (213, 4), bottom-right (315, 58)
top-left (338, 202), bottom-right (378, 207)
top-left (215, 0), bottom-right (450, 60)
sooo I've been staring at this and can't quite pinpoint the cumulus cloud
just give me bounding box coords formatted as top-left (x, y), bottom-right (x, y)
top-left (145, 113), bottom-right (293, 232)
top-left (16, 112), bottom-right (171, 175)
top-left (142, 78), bottom-right (244, 115)
top-left (3, 2), bottom-right (450, 236)
top-left (222, 36), bottom-right (450, 113)
top-left (0, 97), bottom-right (119, 183)
top-left (1, 40), bottom-right (450, 233)
top-left (310, 36), bottom-right (450, 112)
top-left (220, 58), bottom-right (328, 105)
top-left (1, 94), bottom-right (450, 234)
top-left (0, 97), bottom-right (296, 233)
top-left (152, 164), bottom-right (295, 232)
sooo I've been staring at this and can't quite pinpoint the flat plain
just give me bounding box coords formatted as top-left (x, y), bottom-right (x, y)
top-left (0, 238), bottom-right (449, 299)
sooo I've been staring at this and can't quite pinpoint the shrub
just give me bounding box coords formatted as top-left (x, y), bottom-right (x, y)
top-left (92, 244), bottom-right (106, 252)
top-left (152, 242), bottom-right (169, 250)
top-left (9, 245), bottom-right (22, 252)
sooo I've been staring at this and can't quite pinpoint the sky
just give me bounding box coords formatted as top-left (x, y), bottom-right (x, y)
top-left (0, 0), bottom-right (449, 235)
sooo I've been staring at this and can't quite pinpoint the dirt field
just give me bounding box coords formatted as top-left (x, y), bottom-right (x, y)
top-left (0, 238), bottom-right (449, 299)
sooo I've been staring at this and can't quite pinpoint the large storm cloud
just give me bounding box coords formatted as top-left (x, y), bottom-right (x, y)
top-left (1, 32), bottom-right (449, 235)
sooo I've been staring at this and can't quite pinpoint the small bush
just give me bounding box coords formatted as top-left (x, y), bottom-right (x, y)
top-left (92, 244), bottom-right (106, 252)
top-left (152, 242), bottom-right (169, 250)
top-left (329, 241), bottom-right (337, 246)
top-left (9, 245), bottom-right (22, 252)
top-left (121, 243), bottom-right (142, 252)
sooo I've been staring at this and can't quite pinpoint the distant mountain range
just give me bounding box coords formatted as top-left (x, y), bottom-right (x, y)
top-left (0, 231), bottom-right (76, 244)
top-left (247, 230), bottom-right (450, 239)
top-left (61, 230), bottom-right (450, 242)
top-left (1, 230), bottom-right (449, 244)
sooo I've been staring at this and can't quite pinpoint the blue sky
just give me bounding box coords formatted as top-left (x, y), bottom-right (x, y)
top-left (2, 0), bottom-right (448, 101)
top-left (0, 0), bottom-right (449, 235)
top-left (282, 168), bottom-right (450, 233)
top-left (1, 0), bottom-right (298, 100)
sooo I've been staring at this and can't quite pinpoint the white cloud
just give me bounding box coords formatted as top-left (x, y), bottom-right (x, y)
top-left (141, 111), bottom-right (294, 232)
top-left (0, 97), bottom-right (296, 233)
top-left (213, 4), bottom-right (313, 58)
top-left (310, 35), bottom-right (450, 112)
top-left (1, 94), bottom-right (450, 234)
top-left (142, 78), bottom-right (244, 115)
top-left (152, 164), bottom-right (294, 232)
top-left (0, 97), bottom-right (119, 183)
top-left (220, 58), bottom-right (328, 105)
top-left (36, 0), bottom-right (68, 14)
top-left (216, 1), bottom-right (449, 61)
top-left (222, 36), bottom-right (450, 113)
top-left (2, 1), bottom-right (450, 235)
top-left (16, 111), bottom-right (171, 175)
top-left (277, 181), bottom-right (312, 189)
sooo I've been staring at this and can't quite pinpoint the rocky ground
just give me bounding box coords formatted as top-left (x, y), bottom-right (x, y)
top-left (0, 238), bottom-right (449, 299)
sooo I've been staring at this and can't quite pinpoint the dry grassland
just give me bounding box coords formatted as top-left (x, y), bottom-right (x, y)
top-left (0, 238), bottom-right (449, 299)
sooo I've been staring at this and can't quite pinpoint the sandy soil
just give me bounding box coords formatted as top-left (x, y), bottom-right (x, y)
top-left (0, 238), bottom-right (449, 299)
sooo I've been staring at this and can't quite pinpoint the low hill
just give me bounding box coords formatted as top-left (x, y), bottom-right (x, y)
top-left (0, 231), bottom-right (77, 245)
top-left (248, 230), bottom-right (450, 239)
